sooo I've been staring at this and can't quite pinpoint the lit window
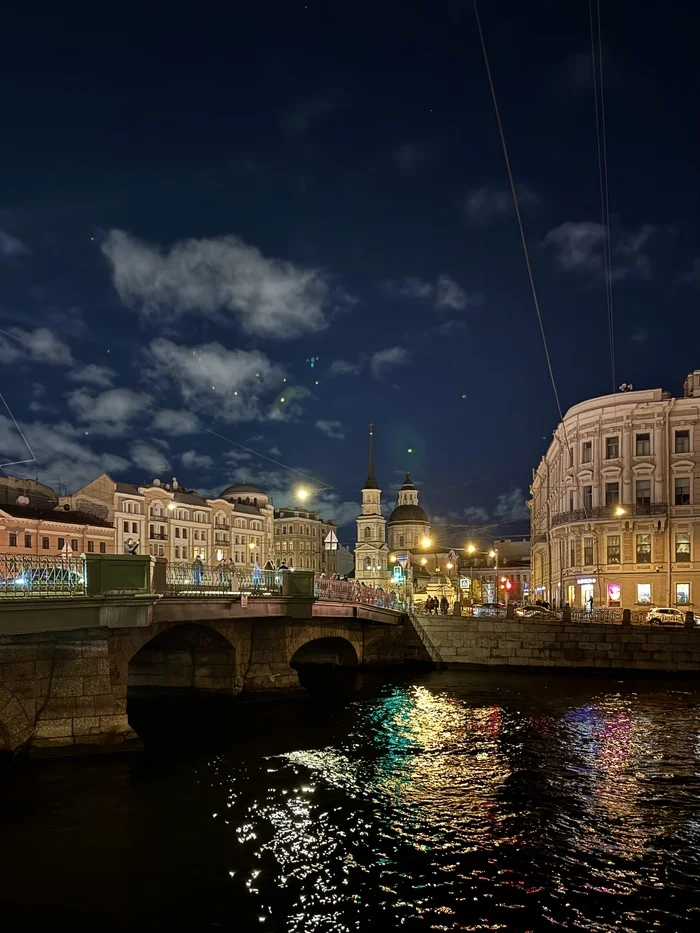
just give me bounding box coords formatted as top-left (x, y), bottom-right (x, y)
top-left (636, 534), bottom-right (651, 563)
top-left (675, 533), bottom-right (691, 562)
top-left (605, 482), bottom-right (620, 507)
top-left (607, 583), bottom-right (621, 606)
top-left (606, 535), bottom-right (620, 564)
top-left (635, 480), bottom-right (651, 506)
top-left (636, 583), bottom-right (651, 604)
top-left (676, 583), bottom-right (690, 605)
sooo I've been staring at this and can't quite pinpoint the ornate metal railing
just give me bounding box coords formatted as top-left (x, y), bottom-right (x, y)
top-left (552, 503), bottom-right (668, 527)
top-left (164, 564), bottom-right (282, 596)
top-left (0, 553), bottom-right (86, 598)
top-left (313, 575), bottom-right (409, 611)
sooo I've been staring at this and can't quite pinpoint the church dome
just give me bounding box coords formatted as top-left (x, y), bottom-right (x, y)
top-left (387, 504), bottom-right (429, 524)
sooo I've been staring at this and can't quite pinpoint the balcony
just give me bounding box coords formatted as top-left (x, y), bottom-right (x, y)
top-left (214, 522), bottom-right (229, 530)
top-left (149, 532), bottom-right (168, 540)
top-left (551, 503), bottom-right (668, 527)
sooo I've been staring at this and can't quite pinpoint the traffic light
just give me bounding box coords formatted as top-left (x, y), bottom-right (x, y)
top-left (505, 578), bottom-right (512, 591)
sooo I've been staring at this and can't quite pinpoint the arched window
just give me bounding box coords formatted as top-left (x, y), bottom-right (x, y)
top-left (364, 527), bottom-right (371, 539)
top-left (365, 556), bottom-right (372, 570)
top-left (399, 535), bottom-right (405, 547)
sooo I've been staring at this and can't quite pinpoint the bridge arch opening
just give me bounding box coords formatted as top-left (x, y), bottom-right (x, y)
top-left (290, 637), bottom-right (359, 693)
top-left (128, 623), bottom-right (238, 698)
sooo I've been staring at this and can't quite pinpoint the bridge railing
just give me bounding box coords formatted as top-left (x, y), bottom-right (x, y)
top-left (0, 553), bottom-right (87, 598)
top-left (313, 575), bottom-right (408, 611)
top-left (164, 564), bottom-right (282, 596)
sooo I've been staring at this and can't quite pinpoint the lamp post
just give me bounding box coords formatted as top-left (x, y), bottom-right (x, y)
top-left (489, 548), bottom-right (499, 605)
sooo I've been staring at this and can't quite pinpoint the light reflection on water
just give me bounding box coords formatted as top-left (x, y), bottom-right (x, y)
top-left (3, 670), bottom-right (700, 931)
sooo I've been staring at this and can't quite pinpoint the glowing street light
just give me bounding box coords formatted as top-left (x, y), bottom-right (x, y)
top-left (248, 542), bottom-right (255, 550)
top-left (421, 536), bottom-right (432, 549)
top-left (389, 554), bottom-right (397, 563)
top-left (167, 502), bottom-right (177, 511)
top-left (467, 543), bottom-right (476, 555)
top-left (488, 550), bottom-right (496, 559)
top-left (420, 558), bottom-right (427, 565)
top-left (446, 562), bottom-right (454, 570)
top-left (614, 506), bottom-right (626, 517)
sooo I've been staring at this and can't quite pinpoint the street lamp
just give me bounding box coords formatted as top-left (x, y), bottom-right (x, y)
top-left (489, 548), bottom-right (499, 604)
top-left (614, 506), bottom-right (626, 517)
top-left (421, 536), bottom-right (432, 549)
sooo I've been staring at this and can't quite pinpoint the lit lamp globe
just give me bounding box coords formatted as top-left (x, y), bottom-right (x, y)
top-left (421, 536), bottom-right (432, 549)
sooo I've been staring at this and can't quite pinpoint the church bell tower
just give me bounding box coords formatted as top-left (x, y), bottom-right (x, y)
top-left (354, 423), bottom-right (389, 584)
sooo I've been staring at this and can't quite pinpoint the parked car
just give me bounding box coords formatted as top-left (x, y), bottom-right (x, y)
top-left (645, 607), bottom-right (686, 625)
top-left (5, 567), bottom-right (84, 590)
top-left (517, 605), bottom-right (562, 621)
top-left (473, 602), bottom-right (505, 616)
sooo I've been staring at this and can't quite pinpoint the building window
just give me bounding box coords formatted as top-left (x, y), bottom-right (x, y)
top-left (636, 583), bottom-right (652, 605)
top-left (9, 533), bottom-right (17, 547)
top-left (675, 532), bottom-right (691, 562)
top-left (676, 583), bottom-right (690, 605)
top-left (635, 479), bottom-right (651, 505)
top-left (675, 477), bottom-right (691, 505)
top-left (175, 546), bottom-right (180, 558)
top-left (605, 482), bottom-right (620, 507)
top-left (399, 535), bottom-right (405, 547)
top-left (182, 547), bottom-right (188, 559)
top-left (58, 537), bottom-right (65, 550)
top-left (71, 539), bottom-right (78, 551)
top-left (123, 521), bottom-right (129, 532)
top-left (607, 583), bottom-right (621, 607)
top-left (201, 532), bottom-right (206, 543)
top-left (24, 534), bottom-right (31, 548)
top-left (581, 441), bottom-right (592, 463)
top-left (583, 536), bottom-right (594, 565)
top-left (636, 533), bottom-right (651, 563)
top-left (87, 541), bottom-right (95, 553)
top-left (569, 447), bottom-right (574, 467)
top-left (182, 528), bottom-right (188, 539)
top-left (583, 485), bottom-right (592, 511)
top-left (569, 540), bottom-right (576, 567)
top-left (605, 436), bottom-right (619, 459)
top-left (675, 430), bottom-right (690, 453)
top-left (606, 535), bottom-right (621, 564)
top-left (42, 537), bottom-right (49, 549)
top-left (364, 527), bottom-right (371, 539)
top-left (175, 528), bottom-right (180, 538)
top-left (569, 492), bottom-right (574, 512)
top-left (635, 433), bottom-right (650, 456)
top-left (99, 542), bottom-right (106, 554)
top-left (132, 522), bottom-right (138, 533)
top-left (365, 557), bottom-right (372, 570)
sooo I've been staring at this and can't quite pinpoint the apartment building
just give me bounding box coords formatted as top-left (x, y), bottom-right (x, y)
top-left (530, 370), bottom-right (700, 610)
top-left (273, 507), bottom-right (337, 573)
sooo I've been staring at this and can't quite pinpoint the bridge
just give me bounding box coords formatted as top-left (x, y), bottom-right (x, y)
top-left (0, 555), bottom-right (420, 755)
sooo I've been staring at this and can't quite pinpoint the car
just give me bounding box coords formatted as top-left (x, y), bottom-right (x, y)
top-left (646, 607), bottom-right (686, 625)
top-left (517, 605), bottom-right (562, 620)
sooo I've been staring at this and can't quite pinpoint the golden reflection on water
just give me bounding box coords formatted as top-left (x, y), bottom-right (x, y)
top-left (205, 679), bottom-right (700, 931)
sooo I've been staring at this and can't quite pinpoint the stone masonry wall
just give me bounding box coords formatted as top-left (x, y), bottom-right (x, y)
top-left (410, 615), bottom-right (700, 672)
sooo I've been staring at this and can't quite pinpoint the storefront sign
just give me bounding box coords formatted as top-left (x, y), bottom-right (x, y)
top-left (577, 577), bottom-right (596, 585)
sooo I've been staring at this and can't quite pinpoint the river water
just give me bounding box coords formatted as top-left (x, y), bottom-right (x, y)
top-left (2, 669), bottom-right (700, 931)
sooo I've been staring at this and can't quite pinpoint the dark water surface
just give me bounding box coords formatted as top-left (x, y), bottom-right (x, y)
top-left (2, 669), bottom-right (700, 931)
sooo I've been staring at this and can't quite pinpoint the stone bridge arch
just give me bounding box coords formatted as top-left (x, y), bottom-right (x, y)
top-left (290, 636), bottom-right (359, 668)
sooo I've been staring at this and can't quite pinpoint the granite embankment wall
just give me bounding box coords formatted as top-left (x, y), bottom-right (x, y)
top-left (409, 615), bottom-right (700, 673)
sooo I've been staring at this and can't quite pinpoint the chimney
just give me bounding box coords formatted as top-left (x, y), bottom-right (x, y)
top-left (683, 371), bottom-right (700, 398)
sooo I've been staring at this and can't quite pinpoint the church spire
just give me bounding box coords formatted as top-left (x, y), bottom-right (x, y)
top-left (364, 422), bottom-right (378, 489)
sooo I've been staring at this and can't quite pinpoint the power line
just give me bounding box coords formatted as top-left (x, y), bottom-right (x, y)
top-left (589, 0), bottom-right (615, 391)
top-left (472, 0), bottom-right (563, 423)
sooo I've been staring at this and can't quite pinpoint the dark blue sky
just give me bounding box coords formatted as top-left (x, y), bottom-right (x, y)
top-left (1, 1), bottom-right (698, 544)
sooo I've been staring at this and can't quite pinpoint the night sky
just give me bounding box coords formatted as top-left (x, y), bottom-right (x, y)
top-left (1, 1), bottom-right (697, 546)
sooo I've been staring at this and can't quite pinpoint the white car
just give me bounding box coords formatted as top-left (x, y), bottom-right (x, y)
top-left (645, 607), bottom-right (686, 626)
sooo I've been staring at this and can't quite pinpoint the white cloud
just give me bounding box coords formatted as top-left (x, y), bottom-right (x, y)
top-left (383, 274), bottom-right (481, 313)
top-left (131, 442), bottom-right (169, 474)
top-left (463, 185), bottom-right (538, 224)
top-left (67, 387), bottom-right (152, 435)
top-left (328, 359), bottom-right (362, 377)
top-left (68, 364), bottom-right (115, 388)
top-left (103, 229), bottom-right (345, 339)
top-left (369, 346), bottom-right (411, 380)
top-left (493, 488), bottom-right (529, 523)
top-left (146, 338), bottom-right (289, 423)
top-left (544, 221), bottom-right (657, 281)
top-left (152, 409), bottom-right (200, 435)
top-left (0, 415), bottom-right (129, 489)
top-left (315, 419), bottom-right (345, 440)
top-left (181, 450), bottom-right (214, 469)
top-left (0, 327), bottom-right (73, 365)
top-left (0, 230), bottom-right (29, 257)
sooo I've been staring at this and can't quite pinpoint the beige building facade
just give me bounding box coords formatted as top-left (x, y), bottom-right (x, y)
top-left (273, 507), bottom-right (337, 573)
top-left (530, 371), bottom-right (700, 611)
top-left (61, 476), bottom-right (273, 567)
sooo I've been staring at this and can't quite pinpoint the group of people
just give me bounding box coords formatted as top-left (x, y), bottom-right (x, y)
top-left (424, 595), bottom-right (450, 615)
